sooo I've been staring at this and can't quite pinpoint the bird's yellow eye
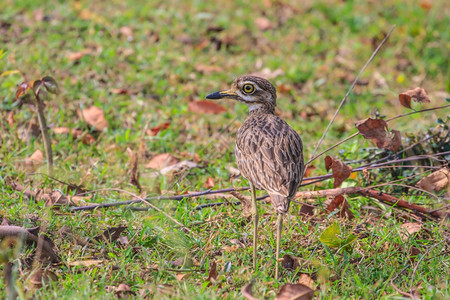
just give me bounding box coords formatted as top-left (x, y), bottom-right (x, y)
top-left (242, 83), bottom-right (255, 94)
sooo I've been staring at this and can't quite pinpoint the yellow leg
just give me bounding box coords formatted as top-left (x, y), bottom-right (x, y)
top-left (250, 183), bottom-right (258, 271)
top-left (275, 213), bottom-right (283, 280)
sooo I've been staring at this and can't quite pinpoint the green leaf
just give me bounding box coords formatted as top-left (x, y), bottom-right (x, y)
top-left (319, 221), bottom-right (341, 248)
top-left (42, 76), bottom-right (59, 94)
top-left (342, 234), bottom-right (357, 252)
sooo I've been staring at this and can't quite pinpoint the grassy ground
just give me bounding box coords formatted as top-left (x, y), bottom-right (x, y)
top-left (1, 0), bottom-right (449, 298)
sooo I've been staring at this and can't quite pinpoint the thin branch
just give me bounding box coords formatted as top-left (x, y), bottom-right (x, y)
top-left (386, 104), bottom-right (450, 122)
top-left (308, 25), bottom-right (396, 167)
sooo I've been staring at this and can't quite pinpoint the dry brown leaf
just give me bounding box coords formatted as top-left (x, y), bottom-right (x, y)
top-left (222, 245), bottom-right (239, 252)
top-left (299, 203), bottom-right (315, 216)
top-left (298, 274), bottom-right (315, 290)
top-left (29, 149), bottom-right (44, 162)
top-left (281, 254), bottom-right (300, 271)
top-left (355, 118), bottom-right (402, 152)
top-left (53, 127), bottom-right (95, 144)
top-left (399, 87), bottom-right (431, 109)
top-left (255, 17), bottom-right (274, 31)
top-left (69, 259), bottom-right (103, 267)
top-left (324, 156), bottom-right (352, 188)
top-left (94, 226), bottom-right (127, 243)
top-left (242, 281), bottom-right (259, 300)
top-left (175, 273), bottom-right (190, 281)
top-left (326, 195), bottom-right (354, 219)
top-left (229, 238), bottom-right (246, 248)
top-left (67, 49), bottom-right (92, 61)
top-left (275, 283), bottom-right (314, 300)
top-left (188, 100), bottom-right (227, 114)
top-left (400, 222), bottom-right (422, 241)
top-left (28, 269), bottom-right (58, 288)
top-left (78, 106), bottom-right (108, 131)
top-left (115, 283), bottom-right (134, 297)
top-left (119, 26), bottom-right (133, 37)
top-left (146, 153), bottom-right (179, 170)
top-left (147, 122), bottom-right (170, 136)
top-left (416, 168), bottom-right (450, 195)
top-left (160, 160), bottom-right (198, 175)
top-left (205, 177), bottom-right (215, 189)
top-left (194, 64), bottom-right (222, 74)
top-left (207, 260), bottom-right (218, 285)
top-left (110, 88), bottom-right (129, 95)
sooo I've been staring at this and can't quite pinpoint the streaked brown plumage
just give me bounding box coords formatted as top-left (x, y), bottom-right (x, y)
top-left (206, 75), bottom-right (304, 279)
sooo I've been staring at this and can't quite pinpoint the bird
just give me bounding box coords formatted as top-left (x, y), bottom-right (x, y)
top-left (206, 75), bottom-right (304, 279)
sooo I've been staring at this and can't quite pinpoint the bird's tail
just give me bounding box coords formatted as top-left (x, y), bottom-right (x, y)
top-left (269, 193), bottom-right (290, 214)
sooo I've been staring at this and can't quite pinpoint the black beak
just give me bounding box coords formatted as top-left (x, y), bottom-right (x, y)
top-left (205, 89), bottom-right (236, 100)
top-left (206, 91), bottom-right (224, 99)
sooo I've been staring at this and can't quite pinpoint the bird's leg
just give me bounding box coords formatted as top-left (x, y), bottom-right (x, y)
top-left (250, 183), bottom-right (258, 271)
top-left (275, 213), bottom-right (283, 280)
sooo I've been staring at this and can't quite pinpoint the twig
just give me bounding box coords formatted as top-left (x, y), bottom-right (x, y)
top-left (32, 84), bottom-right (53, 172)
top-left (386, 104), bottom-right (450, 122)
top-left (70, 188), bottom-right (194, 235)
top-left (308, 25), bottom-right (396, 167)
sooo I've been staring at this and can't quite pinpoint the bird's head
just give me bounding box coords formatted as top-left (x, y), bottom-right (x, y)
top-left (206, 75), bottom-right (277, 113)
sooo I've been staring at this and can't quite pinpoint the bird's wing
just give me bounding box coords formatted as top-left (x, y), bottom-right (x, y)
top-left (235, 114), bottom-right (304, 198)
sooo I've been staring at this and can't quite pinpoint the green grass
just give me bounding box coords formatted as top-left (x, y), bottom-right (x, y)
top-left (1, 0), bottom-right (449, 298)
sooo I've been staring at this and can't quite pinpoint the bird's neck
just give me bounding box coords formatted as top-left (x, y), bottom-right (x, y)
top-left (247, 103), bottom-right (275, 115)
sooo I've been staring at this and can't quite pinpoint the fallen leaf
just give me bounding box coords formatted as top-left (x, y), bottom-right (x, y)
top-left (29, 149), bottom-right (44, 162)
top-left (28, 269), bottom-right (58, 288)
top-left (324, 156), bottom-right (352, 188)
top-left (194, 64), bottom-right (222, 75)
top-left (67, 49), bottom-right (92, 61)
top-left (94, 226), bottom-right (127, 243)
top-left (145, 153), bottom-right (179, 170)
top-left (281, 254), bottom-right (300, 271)
top-left (7, 111), bottom-right (14, 127)
top-left (242, 281), bottom-right (259, 300)
top-left (78, 106), bottom-right (108, 131)
top-left (275, 283), bottom-right (314, 300)
top-left (188, 100), bottom-right (227, 114)
top-left (69, 259), bottom-right (103, 267)
top-left (175, 273), bottom-right (190, 281)
top-left (118, 236), bottom-right (129, 246)
top-left (326, 195), bottom-right (354, 219)
top-left (116, 283), bottom-right (131, 292)
top-left (207, 260), bottom-right (218, 284)
top-left (298, 274), bottom-right (315, 290)
top-left (160, 160), bottom-right (198, 175)
top-left (416, 168), bottom-right (450, 195)
top-left (355, 118), bottom-right (402, 152)
top-left (119, 26), bottom-right (133, 37)
top-left (399, 87), bottom-right (431, 109)
top-left (147, 122), bottom-right (170, 136)
top-left (110, 88), bottom-right (129, 95)
top-left (255, 17), bottom-right (274, 31)
top-left (129, 151), bottom-right (141, 192)
top-left (299, 203), bottom-right (315, 216)
top-left (53, 127), bottom-right (95, 144)
top-left (205, 177), bottom-right (215, 189)
top-left (229, 238), bottom-right (246, 248)
top-left (399, 222), bottom-right (422, 241)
